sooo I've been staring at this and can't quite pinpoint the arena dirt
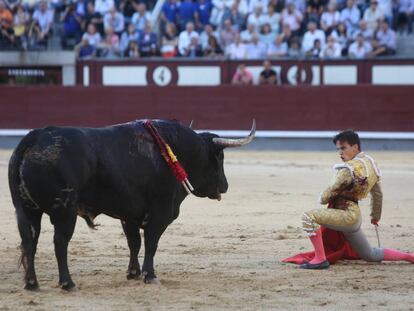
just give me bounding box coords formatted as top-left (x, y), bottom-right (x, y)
top-left (1, 150), bottom-right (413, 311)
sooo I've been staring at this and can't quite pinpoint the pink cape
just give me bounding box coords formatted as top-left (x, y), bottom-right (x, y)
top-left (282, 226), bottom-right (360, 264)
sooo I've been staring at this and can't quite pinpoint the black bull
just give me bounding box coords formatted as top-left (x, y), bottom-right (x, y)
top-left (8, 119), bottom-right (256, 290)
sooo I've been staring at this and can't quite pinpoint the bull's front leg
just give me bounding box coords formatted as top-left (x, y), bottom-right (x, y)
top-left (121, 220), bottom-right (142, 280)
top-left (142, 217), bottom-right (170, 284)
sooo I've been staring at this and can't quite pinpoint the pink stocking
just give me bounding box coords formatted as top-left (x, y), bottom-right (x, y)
top-left (383, 249), bottom-right (414, 263)
top-left (309, 229), bottom-right (327, 264)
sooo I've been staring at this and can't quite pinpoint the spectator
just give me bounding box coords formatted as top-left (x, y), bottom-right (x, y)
top-left (246, 33), bottom-right (266, 59)
top-left (240, 22), bottom-right (256, 43)
top-left (82, 23), bottom-right (102, 47)
top-left (248, 0), bottom-right (268, 14)
top-left (138, 22), bottom-right (158, 56)
top-left (331, 22), bottom-right (349, 55)
top-left (231, 63), bottom-right (253, 85)
top-left (131, 3), bottom-right (151, 33)
top-left (74, 0), bottom-right (87, 19)
top-left (225, 31), bottom-right (247, 59)
top-left (320, 3), bottom-right (340, 34)
top-left (378, 0), bottom-right (393, 28)
top-left (281, 2), bottom-right (303, 35)
top-left (124, 40), bottom-right (140, 57)
top-left (279, 22), bottom-right (292, 44)
top-left (182, 36), bottom-right (203, 57)
top-left (348, 33), bottom-right (371, 58)
top-left (119, 22), bottom-right (139, 54)
top-left (340, 0), bottom-right (361, 37)
top-left (194, 0), bottom-right (212, 31)
top-left (267, 34), bottom-right (288, 57)
top-left (119, 0), bottom-right (140, 25)
top-left (161, 22), bottom-right (178, 57)
top-left (84, 2), bottom-right (104, 36)
top-left (370, 20), bottom-right (396, 56)
top-left (219, 18), bottom-right (236, 48)
top-left (76, 38), bottom-right (96, 59)
top-left (0, 7), bottom-right (14, 49)
top-left (0, 0), bottom-right (12, 27)
top-left (178, 21), bottom-right (199, 55)
top-left (203, 34), bottom-right (223, 57)
top-left (396, 0), bottom-right (414, 34)
top-left (161, 0), bottom-right (179, 32)
top-left (12, 3), bottom-right (29, 49)
top-left (104, 6), bottom-right (125, 35)
top-left (60, 2), bottom-right (83, 49)
top-left (320, 35), bottom-right (342, 58)
top-left (177, 0), bottom-right (195, 30)
top-left (210, 0), bottom-right (232, 27)
top-left (353, 19), bottom-right (374, 41)
top-left (99, 26), bottom-right (119, 58)
top-left (247, 4), bottom-right (266, 32)
top-left (4, 0), bottom-right (20, 11)
top-left (259, 60), bottom-right (277, 84)
top-left (95, 0), bottom-right (115, 16)
top-left (363, 0), bottom-right (384, 32)
top-left (259, 23), bottom-right (274, 47)
top-left (305, 38), bottom-right (321, 58)
top-left (288, 37), bottom-right (301, 57)
top-left (221, 1), bottom-right (245, 31)
top-left (29, 0), bottom-right (53, 48)
top-left (302, 20), bottom-right (325, 54)
top-left (305, 0), bottom-right (327, 24)
top-left (263, 4), bottom-right (281, 34)
top-left (199, 23), bottom-right (218, 50)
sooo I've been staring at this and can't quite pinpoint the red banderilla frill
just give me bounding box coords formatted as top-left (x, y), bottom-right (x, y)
top-left (144, 120), bottom-right (194, 194)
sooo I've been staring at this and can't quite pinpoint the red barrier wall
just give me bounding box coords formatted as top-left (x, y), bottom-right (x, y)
top-left (1, 86), bottom-right (413, 131)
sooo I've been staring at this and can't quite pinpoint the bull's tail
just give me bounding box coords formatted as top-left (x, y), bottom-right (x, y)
top-left (8, 130), bottom-right (42, 270)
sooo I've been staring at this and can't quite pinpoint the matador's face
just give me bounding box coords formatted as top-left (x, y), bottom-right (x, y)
top-left (335, 141), bottom-right (359, 162)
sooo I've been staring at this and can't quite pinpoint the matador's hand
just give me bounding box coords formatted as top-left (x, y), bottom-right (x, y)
top-left (371, 219), bottom-right (379, 226)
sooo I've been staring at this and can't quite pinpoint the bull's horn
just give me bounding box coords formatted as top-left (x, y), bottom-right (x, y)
top-left (212, 119), bottom-right (256, 147)
top-left (189, 120), bottom-right (194, 129)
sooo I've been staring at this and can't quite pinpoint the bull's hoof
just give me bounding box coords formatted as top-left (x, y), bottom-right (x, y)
top-left (60, 280), bottom-right (76, 291)
top-left (24, 280), bottom-right (39, 291)
top-left (127, 272), bottom-right (141, 280)
top-left (144, 276), bottom-right (160, 285)
top-left (143, 272), bottom-right (160, 285)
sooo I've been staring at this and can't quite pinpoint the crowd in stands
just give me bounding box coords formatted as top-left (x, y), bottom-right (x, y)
top-left (0, 0), bottom-right (413, 59)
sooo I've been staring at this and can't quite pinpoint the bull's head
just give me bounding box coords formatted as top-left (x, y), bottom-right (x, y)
top-left (193, 120), bottom-right (256, 201)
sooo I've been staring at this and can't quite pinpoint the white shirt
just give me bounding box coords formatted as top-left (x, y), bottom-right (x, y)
top-left (131, 12), bottom-right (152, 32)
top-left (178, 30), bottom-right (199, 55)
top-left (248, 0), bottom-right (269, 13)
top-left (348, 41), bottom-right (372, 58)
top-left (246, 41), bottom-right (266, 59)
top-left (225, 42), bottom-right (247, 59)
top-left (262, 12), bottom-right (281, 34)
top-left (340, 5), bottom-right (360, 34)
top-left (320, 11), bottom-right (340, 28)
top-left (82, 32), bottom-right (102, 46)
top-left (94, 0), bottom-right (115, 15)
top-left (281, 9), bottom-right (303, 32)
top-left (363, 7), bottom-right (384, 31)
top-left (321, 42), bottom-right (342, 59)
top-left (32, 9), bottom-right (54, 33)
top-left (104, 11), bottom-right (125, 33)
top-left (302, 29), bottom-right (325, 52)
top-left (246, 12), bottom-right (267, 32)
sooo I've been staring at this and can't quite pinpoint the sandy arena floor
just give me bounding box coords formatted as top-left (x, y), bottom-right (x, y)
top-left (0, 149), bottom-right (414, 311)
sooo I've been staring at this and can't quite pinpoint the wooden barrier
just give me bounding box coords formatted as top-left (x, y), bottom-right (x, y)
top-left (1, 85), bottom-right (413, 131)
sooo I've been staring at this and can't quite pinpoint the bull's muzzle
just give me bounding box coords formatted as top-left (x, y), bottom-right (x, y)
top-left (212, 119), bottom-right (256, 147)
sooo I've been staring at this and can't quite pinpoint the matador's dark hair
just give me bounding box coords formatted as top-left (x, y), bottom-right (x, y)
top-left (333, 130), bottom-right (361, 151)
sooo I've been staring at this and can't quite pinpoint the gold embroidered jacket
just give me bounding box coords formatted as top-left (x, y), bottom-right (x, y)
top-left (320, 152), bottom-right (383, 221)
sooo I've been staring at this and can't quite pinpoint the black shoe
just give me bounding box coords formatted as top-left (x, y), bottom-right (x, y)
top-left (299, 260), bottom-right (330, 269)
